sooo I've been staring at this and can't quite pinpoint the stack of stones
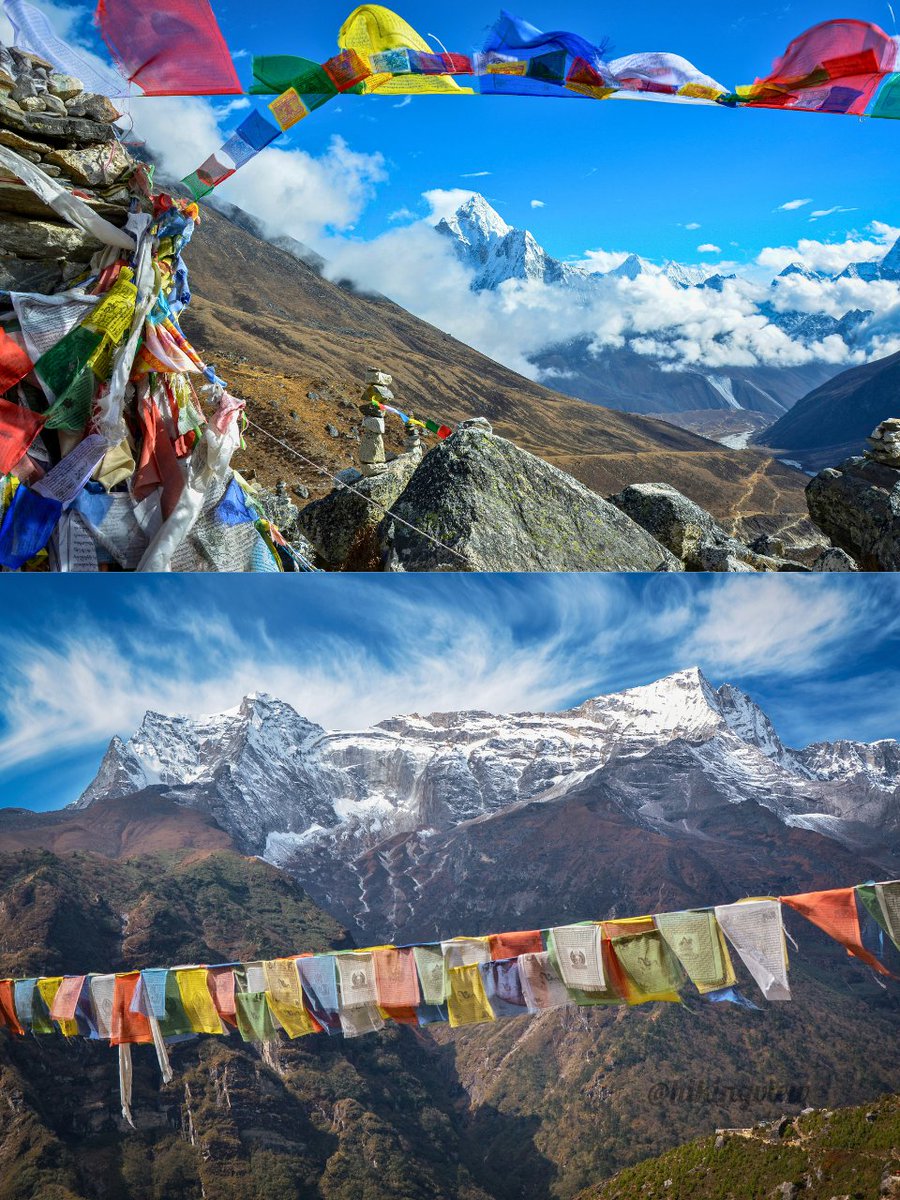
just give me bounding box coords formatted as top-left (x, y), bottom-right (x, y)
top-left (866, 418), bottom-right (900, 468)
top-left (358, 367), bottom-right (394, 477)
top-left (0, 38), bottom-right (139, 294)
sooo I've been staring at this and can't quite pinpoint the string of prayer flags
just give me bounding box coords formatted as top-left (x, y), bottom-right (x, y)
top-left (714, 900), bottom-right (792, 1001)
top-left (95, 0), bottom-right (242, 96)
top-left (781, 887), bottom-right (894, 976)
top-left (371, 399), bottom-right (453, 439)
top-left (2, 881), bottom-right (896, 1081)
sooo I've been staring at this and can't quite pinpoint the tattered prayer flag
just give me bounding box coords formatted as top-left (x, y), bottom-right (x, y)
top-left (874, 882), bottom-right (900, 949)
top-left (610, 931), bottom-right (685, 1004)
top-left (340, 1002), bottom-right (385, 1038)
top-left (783, 887), bottom-right (892, 976)
top-left (263, 959), bottom-right (320, 1039)
top-left (479, 959), bottom-right (528, 1017)
top-left (207, 967), bottom-right (237, 1025)
top-left (442, 937), bottom-right (491, 970)
top-left (235, 992), bottom-right (278, 1043)
top-left (110, 973), bottom-right (153, 1046)
top-left (489, 930), bottom-right (544, 960)
top-left (336, 952), bottom-right (379, 1010)
top-left (0, 485), bottom-right (62, 570)
top-left (174, 969), bottom-right (223, 1035)
top-left (548, 924), bottom-right (606, 992)
top-left (50, 976), bottom-right (87, 1023)
top-left (89, 975), bottom-right (116, 1040)
top-left (43, 367), bottom-right (95, 432)
top-left (518, 952), bottom-right (570, 1012)
top-left (0, 980), bottom-right (24, 1036)
top-left (268, 89), bottom-right (311, 131)
top-left (413, 945), bottom-right (447, 1005)
top-left (96, 0), bottom-right (242, 96)
top-left (447, 963), bottom-right (496, 1028)
top-left (37, 978), bottom-right (78, 1037)
top-left (0, 328), bottom-right (33, 394)
top-left (655, 910), bottom-right (737, 994)
top-left (0, 397), bottom-right (44, 476)
top-left (714, 900), bottom-right (791, 1001)
top-left (297, 956), bottom-right (341, 1034)
top-left (34, 325), bottom-right (103, 402)
top-left (373, 948), bottom-right (420, 1009)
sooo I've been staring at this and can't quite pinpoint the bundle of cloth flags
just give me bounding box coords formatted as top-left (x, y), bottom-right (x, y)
top-left (0, 150), bottom-right (305, 573)
top-left (1, 880), bottom-right (896, 1124)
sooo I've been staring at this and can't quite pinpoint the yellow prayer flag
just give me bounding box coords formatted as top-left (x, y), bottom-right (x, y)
top-left (83, 268), bottom-right (137, 345)
top-left (262, 959), bottom-right (319, 1039)
top-left (447, 963), bottom-right (496, 1028)
top-left (339, 4), bottom-right (473, 96)
top-left (174, 969), bottom-right (223, 1035)
top-left (37, 977), bottom-right (79, 1037)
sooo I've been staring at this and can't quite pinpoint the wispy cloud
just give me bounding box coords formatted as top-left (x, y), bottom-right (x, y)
top-left (462, 171), bottom-right (492, 178)
top-left (809, 206), bottom-right (858, 222)
top-left (683, 222), bottom-right (702, 231)
top-left (777, 199), bottom-right (813, 212)
top-left (530, 199), bottom-right (546, 209)
top-left (697, 243), bottom-right (721, 254)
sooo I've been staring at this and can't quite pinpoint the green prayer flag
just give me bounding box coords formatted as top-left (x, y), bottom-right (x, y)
top-left (613, 930), bottom-right (686, 1000)
top-left (235, 992), bottom-right (278, 1043)
top-left (35, 325), bottom-right (102, 402)
top-left (158, 972), bottom-right (194, 1038)
top-left (30, 988), bottom-right (54, 1035)
top-left (871, 74), bottom-right (900, 119)
top-left (43, 366), bottom-right (94, 432)
top-left (182, 171), bottom-right (214, 201)
top-left (251, 55), bottom-right (338, 100)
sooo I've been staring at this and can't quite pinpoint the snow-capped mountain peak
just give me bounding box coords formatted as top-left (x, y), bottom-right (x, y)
top-left (441, 193), bottom-right (512, 244)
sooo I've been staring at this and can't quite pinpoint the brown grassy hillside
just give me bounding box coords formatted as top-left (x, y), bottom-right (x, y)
top-left (181, 207), bottom-right (810, 536)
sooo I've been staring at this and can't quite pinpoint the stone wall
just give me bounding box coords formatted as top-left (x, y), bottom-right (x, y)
top-left (0, 40), bottom-right (138, 294)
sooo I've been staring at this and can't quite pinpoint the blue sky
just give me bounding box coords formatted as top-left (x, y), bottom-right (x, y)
top-left (200, 0), bottom-right (900, 264)
top-left (1, 573), bottom-right (899, 813)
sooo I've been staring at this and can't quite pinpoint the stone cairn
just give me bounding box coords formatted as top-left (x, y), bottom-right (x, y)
top-left (866, 418), bottom-right (900, 468)
top-left (0, 38), bottom-right (138, 294)
top-left (358, 367), bottom-right (393, 477)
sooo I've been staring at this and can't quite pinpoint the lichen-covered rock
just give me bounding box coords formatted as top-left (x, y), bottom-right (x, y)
top-left (0, 213), bottom-right (102, 259)
top-left (298, 453), bottom-right (421, 569)
top-left (378, 427), bottom-right (682, 572)
top-left (44, 139), bottom-right (132, 187)
top-left (812, 547), bottom-right (858, 572)
top-left (608, 481), bottom-right (801, 572)
top-left (806, 456), bottom-right (900, 570)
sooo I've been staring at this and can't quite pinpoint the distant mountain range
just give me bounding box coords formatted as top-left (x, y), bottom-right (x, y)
top-left (71, 669), bottom-right (899, 943)
top-left (759, 349), bottom-right (900, 471)
top-left (436, 194), bottom-right (900, 419)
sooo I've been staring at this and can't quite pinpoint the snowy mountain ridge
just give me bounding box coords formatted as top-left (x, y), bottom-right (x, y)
top-left (76, 668), bottom-right (899, 870)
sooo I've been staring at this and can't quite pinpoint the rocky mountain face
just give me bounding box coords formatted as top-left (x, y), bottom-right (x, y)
top-left (760, 350), bottom-right (900, 471)
top-left (75, 668), bottom-right (900, 942)
top-left (434, 194), bottom-right (873, 418)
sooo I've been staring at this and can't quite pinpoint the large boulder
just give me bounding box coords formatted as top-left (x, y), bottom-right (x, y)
top-left (806, 454), bottom-right (900, 571)
top-left (298, 452), bottom-right (421, 569)
top-left (377, 423), bottom-right (681, 572)
top-left (608, 481), bottom-right (803, 572)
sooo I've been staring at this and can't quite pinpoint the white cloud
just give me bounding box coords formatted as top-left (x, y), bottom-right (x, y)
top-left (580, 248), bottom-right (631, 274)
top-left (683, 222), bottom-right (701, 231)
top-left (421, 187), bottom-right (481, 224)
top-left (697, 243), bottom-right (721, 254)
top-left (778, 199), bottom-right (813, 211)
top-left (394, 96), bottom-right (412, 109)
top-left (462, 171), bottom-right (492, 178)
top-left (530, 199), bottom-right (546, 209)
top-left (809, 206), bottom-right (857, 221)
top-left (756, 224), bottom-right (900, 275)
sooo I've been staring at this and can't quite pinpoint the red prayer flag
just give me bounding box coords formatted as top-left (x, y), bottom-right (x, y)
top-left (782, 887), bottom-right (893, 976)
top-left (0, 397), bottom-right (45, 476)
top-left (0, 980), bottom-right (24, 1036)
top-left (133, 397), bottom-right (185, 518)
top-left (95, 0), bottom-right (242, 96)
top-left (489, 930), bottom-right (544, 960)
top-left (51, 976), bottom-right (86, 1022)
top-left (0, 329), bottom-right (33, 394)
top-left (208, 966), bottom-right (237, 1025)
top-left (110, 973), bottom-right (153, 1045)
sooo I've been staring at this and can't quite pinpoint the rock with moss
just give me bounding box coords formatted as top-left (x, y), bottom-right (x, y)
top-left (378, 423), bottom-right (682, 572)
top-left (806, 448), bottom-right (900, 571)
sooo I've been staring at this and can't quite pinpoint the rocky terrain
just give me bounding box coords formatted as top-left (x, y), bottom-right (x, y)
top-left (62, 668), bottom-right (900, 943)
top-left (578, 1094), bottom-right (900, 1200)
top-left (0, 43), bottom-right (135, 293)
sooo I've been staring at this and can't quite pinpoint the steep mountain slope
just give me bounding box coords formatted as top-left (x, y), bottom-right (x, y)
top-left (181, 203), bottom-right (812, 536)
top-left (0, 848), bottom-right (501, 1200)
top-left (758, 350), bottom-right (900, 471)
top-left (70, 670), bottom-right (900, 943)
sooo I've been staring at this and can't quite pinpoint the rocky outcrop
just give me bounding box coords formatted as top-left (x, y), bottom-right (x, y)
top-left (608, 482), bottom-right (806, 572)
top-left (377, 420), bottom-right (682, 572)
top-left (0, 42), bottom-right (137, 292)
top-left (806, 419), bottom-right (900, 570)
top-left (297, 451), bottom-right (421, 569)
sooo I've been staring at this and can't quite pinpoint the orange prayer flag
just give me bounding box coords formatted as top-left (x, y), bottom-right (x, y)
top-left (782, 887), bottom-right (892, 976)
top-left (373, 948), bottom-right (420, 1009)
top-left (0, 329), bottom-right (33, 394)
top-left (110, 973), bottom-right (153, 1045)
top-left (0, 980), bottom-right (24, 1036)
top-left (0, 397), bottom-right (44, 476)
top-left (488, 931), bottom-right (544, 960)
top-left (207, 966), bottom-right (237, 1025)
top-left (50, 976), bottom-right (86, 1021)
